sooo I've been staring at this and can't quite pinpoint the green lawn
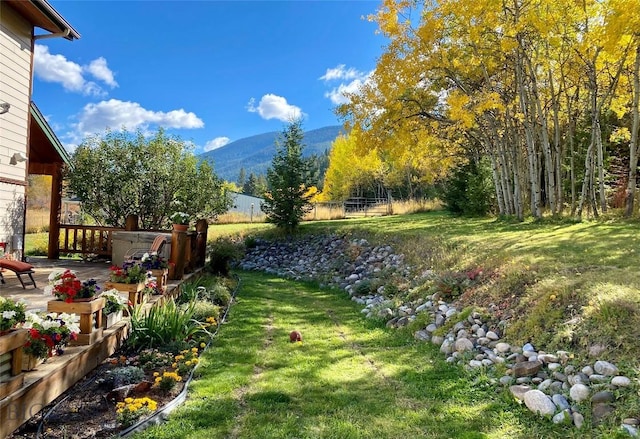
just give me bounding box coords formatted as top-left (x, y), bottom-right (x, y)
top-left (131, 271), bottom-right (596, 439)
top-left (295, 212), bottom-right (640, 363)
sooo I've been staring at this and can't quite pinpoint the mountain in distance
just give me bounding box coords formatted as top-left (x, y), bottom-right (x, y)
top-left (200, 125), bottom-right (344, 182)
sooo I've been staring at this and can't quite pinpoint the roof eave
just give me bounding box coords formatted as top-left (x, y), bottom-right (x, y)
top-left (32, 0), bottom-right (80, 40)
top-left (30, 101), bottom-right (71, 165)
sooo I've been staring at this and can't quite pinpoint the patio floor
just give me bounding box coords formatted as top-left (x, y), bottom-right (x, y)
top-left (0, 257), bottom-right (180, 311)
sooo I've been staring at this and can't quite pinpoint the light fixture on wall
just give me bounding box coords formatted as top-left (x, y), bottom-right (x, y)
top-left (0, 102), bottom-right (10, 114)
top-left (10, 152), bottom-right (28, 165)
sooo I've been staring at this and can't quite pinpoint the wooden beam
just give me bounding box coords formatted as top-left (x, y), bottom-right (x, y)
top-left (47, 164), bottom-right (62, 259)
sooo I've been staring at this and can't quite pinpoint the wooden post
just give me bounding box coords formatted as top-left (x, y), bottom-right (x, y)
top-left (194, 219), bottom-right (208, 268)
top-left (47, 165), bottom-right (63, 259)
top-left (125, 214), bottom-right (139, 231)
top-left (169, 227), bottom-right (188, 279)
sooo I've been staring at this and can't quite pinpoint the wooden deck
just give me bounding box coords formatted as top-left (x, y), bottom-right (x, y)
top-left (0, 257), bottom-right (193, 438)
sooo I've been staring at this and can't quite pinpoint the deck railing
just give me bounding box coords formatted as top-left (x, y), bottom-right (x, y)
top-left (58, 225), bottom-right (121, 256)
top-left (56, 221), bottom-right (208, 279)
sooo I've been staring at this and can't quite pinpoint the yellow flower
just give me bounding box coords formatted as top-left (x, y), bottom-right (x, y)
top-left (185, 361), bottom-right (192, 366)
top-left (191, 347), bottom-right (198, 352)
top-left (192, 358), bottom-right (199, 364)
top-left (200, 342), bottom-right (206, 348)
top-left (124, 397), bottom-right (133, 404)
top-left (155, 377), bottom-right (162, 383)
top-left (172, 362), bottom-right (178, 368)
top-left (153, 372), bottom-right (160, 377)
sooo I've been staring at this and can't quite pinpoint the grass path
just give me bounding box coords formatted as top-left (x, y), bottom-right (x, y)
top-left (133, 271), bottom-right (580, 439)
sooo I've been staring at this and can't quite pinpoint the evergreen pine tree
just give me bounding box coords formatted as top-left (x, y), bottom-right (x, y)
top-left (261, 119), bottom-right (313, 233)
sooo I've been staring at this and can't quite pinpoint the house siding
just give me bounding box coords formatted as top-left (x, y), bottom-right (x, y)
top-left (0, 2), bottom-right (32, 252)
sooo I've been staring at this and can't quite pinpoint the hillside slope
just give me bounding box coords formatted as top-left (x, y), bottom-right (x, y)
top-left (200, 125), bottom-right (343, 182)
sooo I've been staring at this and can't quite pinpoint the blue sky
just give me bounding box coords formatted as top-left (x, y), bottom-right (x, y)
top-left (33, 0), bottom-right (385, 154)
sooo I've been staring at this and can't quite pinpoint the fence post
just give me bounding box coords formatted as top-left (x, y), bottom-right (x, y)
top-left (194, 219), bottom-right (208, 268)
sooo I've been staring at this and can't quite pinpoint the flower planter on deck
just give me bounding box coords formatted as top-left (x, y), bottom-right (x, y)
top-left (47, 297), bottom-right (105, 345)
top-left (104, 282), bottom-right (145, 307)
top-left (103, 310), bottom-right (124, 329)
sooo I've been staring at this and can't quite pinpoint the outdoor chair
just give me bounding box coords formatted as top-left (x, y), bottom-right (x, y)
top-left (0, 257), bottom-right (37, 289)
top-left (124, 234), bottom-right (167, 261)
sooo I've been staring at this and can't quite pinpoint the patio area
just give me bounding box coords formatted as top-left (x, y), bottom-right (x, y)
top-left (0, 257), bottom-right (194, 438)
top-left (0, 256), bottom-right (183, 310)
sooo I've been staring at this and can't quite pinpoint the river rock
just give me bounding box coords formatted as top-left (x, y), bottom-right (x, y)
top-left (594, 360), bottom-right (619, 376)
top-left (524, 390), bottom-right (556, 416)
top-left (612, 376), bottom-right (631, 387)
top-left (569, 384), bottom-right (590, 402)
top-left (513, 360), bottom-right (543, 378)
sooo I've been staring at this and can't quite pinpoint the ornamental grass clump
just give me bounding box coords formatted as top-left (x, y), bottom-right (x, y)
top-left (127, 297), bottom-right (205, 350)
top-left (116, 397), bottom-right (157, 428)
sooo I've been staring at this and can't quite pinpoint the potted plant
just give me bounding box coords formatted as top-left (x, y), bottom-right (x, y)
top-left (21, 311), bottom-right (80, 369)
top-left (170, 211), bottom-right (189, 231)
top-left (101, 288), bottom-right (128, 329)
top-left (45, 269), bottom-right (101, 303)
top-left (45, 269), bottom-right (105, 344)
top-left (105, 261), bottom-right (149, 306)
top-left (140, 252), bottom-right (169, 293)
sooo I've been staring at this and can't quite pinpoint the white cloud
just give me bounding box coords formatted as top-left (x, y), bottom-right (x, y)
top-left (319, 64), bottom-right (362, 82)
top-left (204, 137), bottom-right (231, 152)
top-left (34, 45), bottom-right (117, 95)
top-left (34, 45), bottom-right (89, 93)
top-left (320, 65), bottom-right (372, 105)
top-left (86, 57), bottom-right (118, 88)
top-left (74, 99), bottom-right (204, 137)
top-left (247, 94), bottom-right (304, 122)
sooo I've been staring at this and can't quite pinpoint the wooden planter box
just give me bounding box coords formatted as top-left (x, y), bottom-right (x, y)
top-left (0, 329), bottom-right (28, 399)
top-left (47, 297), bottom-right (105, 345)
top-left (148, 268), bottom-right (168, 294)
top-left (104, 282), bottom-right (145, 307)
top-left (21, 351), bottom-right (44, 372)
top-left (103, 310), bottom-right (124, 329)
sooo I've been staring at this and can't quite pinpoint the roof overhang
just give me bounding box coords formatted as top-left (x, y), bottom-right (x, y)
top-left (4, 0), bottom-right (80, 41)
top-left (28, 102), bottom-right (70, 175)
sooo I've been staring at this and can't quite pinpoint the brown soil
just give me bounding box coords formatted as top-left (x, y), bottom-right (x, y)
top-left (8, 354), bottom-right (185, 439)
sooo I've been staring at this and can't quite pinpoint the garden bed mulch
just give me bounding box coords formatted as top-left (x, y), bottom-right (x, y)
top-left (7, 349), bottom-right (193, 439)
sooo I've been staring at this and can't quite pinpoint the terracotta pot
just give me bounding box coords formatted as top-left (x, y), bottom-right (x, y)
top-left (172, 223), bottom-right (188, 232)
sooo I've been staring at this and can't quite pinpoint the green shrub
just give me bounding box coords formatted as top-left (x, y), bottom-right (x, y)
top-left (192, 300), bottom-right (221, 322)
top-left (176, 283), bottom-right (207, 305)
top-left (208, 283), bottom-right (231, 307)
top-left (353, 280), bottom-right (370, 296)
top-left (106, 366), bottom-right (145, 388)
top-left (206, 236), bottom-right (245, 276)
top-left (440, 158), bottom-right (495, 216)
